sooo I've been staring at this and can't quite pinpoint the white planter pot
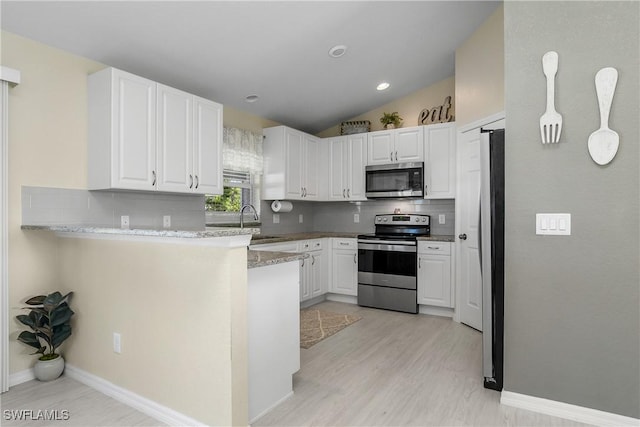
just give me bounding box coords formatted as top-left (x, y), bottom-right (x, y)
top-left (34, 355), bottom-right (65, 381)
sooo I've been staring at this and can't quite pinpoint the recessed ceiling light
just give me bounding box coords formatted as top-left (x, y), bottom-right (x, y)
top-left (328, 45), bottom-right (347, 58)
top-left (245, 94), bottom-right (259, 103)
top-left (377, 82), bottom-right (390, 91)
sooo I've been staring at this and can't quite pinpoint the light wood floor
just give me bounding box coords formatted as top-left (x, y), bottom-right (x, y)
top-left (0, 376), bottom-right (164, 426)
top-left (1, 301), bottom-right (591, 427)
top-left (253, 301), bottom-right (591, 427)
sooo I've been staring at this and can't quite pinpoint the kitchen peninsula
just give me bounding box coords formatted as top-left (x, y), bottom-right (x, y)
top-left (21, 225), bottom-right (305, 426)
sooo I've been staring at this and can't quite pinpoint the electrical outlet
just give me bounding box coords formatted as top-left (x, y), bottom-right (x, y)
top-left (273, 214), bottom-right (280, 224)
top-left (299, 214), bottom-right (304, 223)
top-left (163, 215), bottom-right (171, 228)
top-left (439, 214), bottom-right (446, 225)
top-left (113, 333), bottom-right (121, 354)
top-left (354, 214), bottom-right (360, 223)
top-left (120, 215), bottom-right (130, 229)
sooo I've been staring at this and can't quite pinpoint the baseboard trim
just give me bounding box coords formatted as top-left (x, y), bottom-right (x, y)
top-left (418, 305), bottom-right (454, 318)
top-left (325, 294), bottom-right (357, 305)
top-left (64, 364), bottom-right (206, 427)
top-left (501, 390), bottom-right (640, 427)
top-left (8, 368), bottom-right (34, 387)
top-left (249, 390), bottom-right (293, 425)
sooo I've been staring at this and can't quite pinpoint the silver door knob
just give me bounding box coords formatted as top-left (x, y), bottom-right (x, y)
top-left (458, 233), bottom-right (467, 240)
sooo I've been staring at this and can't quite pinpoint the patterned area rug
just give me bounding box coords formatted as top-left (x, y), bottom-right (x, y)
top-left (300, 308), bottom-right (362, 349)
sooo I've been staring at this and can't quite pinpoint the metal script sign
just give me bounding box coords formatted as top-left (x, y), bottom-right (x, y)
top-left (418, 96), bottom-right (454, 125)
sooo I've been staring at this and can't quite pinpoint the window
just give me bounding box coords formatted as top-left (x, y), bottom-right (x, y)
top-left (205, 170), bottom-right (253, 212)
top-left (206, 127), bottom-right (263, 226)
top-left (205, 170), bottom-right (260, 225)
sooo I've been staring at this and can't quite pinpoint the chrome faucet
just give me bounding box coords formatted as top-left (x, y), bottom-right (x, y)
top-left (240, 204), bottom-right (258, 229)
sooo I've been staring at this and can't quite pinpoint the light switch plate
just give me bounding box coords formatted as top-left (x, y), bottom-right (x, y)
top-left (354, 214), bottom-right (360, 223)
top-left (163, 215), bottom-right (171, 228)
top-left (536, 213), bottom-right (571, 235)
top-left (299, 214), bottom-right (304, 223)
top-left (438, 214), bottom-right (445, 224)
top-left (273, 214), bottom-right (280, 224)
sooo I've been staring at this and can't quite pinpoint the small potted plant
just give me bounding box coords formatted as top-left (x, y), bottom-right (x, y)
top-left (380, 112), bottom-right (403, 129)
top-left (16, 291), bottom-right (74, 381)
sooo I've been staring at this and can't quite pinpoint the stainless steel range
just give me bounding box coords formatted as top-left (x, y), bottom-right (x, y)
top-left (357, 214), bottom-right (430, 314)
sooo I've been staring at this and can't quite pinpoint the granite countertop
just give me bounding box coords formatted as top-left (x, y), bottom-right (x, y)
top-left (250, 231), bottom-right (454, 244)
top-left (249, 231), bottom-right (360, 245)
top-left (417, 235), bottom-right (455, 242)
top-left (247, 250), bottom-right (309, 269)
top-left (22, 224), bottom-right (258, 238)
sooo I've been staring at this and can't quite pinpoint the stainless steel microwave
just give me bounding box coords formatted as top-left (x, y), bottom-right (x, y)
top-left (365, 162), bottom-right (424, 199)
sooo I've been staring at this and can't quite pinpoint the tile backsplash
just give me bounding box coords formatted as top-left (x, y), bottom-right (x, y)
top-left (260, 198), bottom-right (455, 236)
top-left (22, 186), bottom-right (205, 230)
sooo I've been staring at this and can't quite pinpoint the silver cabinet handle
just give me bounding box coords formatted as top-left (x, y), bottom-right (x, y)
top-left (390, 152), bottom-right (393, 161)
top-left (347, 188), bottom-right (350, 198)
top-left (395, 151), bottom-right (398, 162)
top-left (301, 258), bottom-right (305, 267)
top-left (189, 175), bottom-right (193, 189)
top-left (427, 246), bottom-right (439, 250)
top-left (311, 255), bottom-right (316, 266)
top-left (343, 189), bottom-right (346, 198)
top-left (419, 257), bottom-right (421, 269)
top-left (301, 187), bottom-right (304, 197)
top-left (195, 175), bottom-right (199, 189)
top-left (340, 242), bottom-right (348, 246)
top-left (152, 170), bottom-right (156, 186)
top-left (459, 233), bottom-right (467, 240)
top-left (425, 184), bottom-right (428, 195)
top-left (353, 253), bottom-right (357, 264)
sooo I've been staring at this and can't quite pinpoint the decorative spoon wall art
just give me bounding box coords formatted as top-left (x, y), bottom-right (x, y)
top-left (588, 67), bottom-right (619, 165)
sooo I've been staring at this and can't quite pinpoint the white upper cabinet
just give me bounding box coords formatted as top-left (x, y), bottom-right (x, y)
top-left (192, 97), bottom-right (223, 194)
top-left (89, 68), bottom-right (157, 191)
top-left (263, 126), bottom-right (324, 201)
top-left (328, 133), bottom-right (367, 201)
top-left (424, 122), bottom-right (456, 199)
top-left (367, 126), bottom-right (423, 165)
top-left (89, 67), bottom-right (222, 195)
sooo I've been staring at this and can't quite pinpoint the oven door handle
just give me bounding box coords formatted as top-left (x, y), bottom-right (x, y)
top-left (357, 242), bottom-right (417, 253)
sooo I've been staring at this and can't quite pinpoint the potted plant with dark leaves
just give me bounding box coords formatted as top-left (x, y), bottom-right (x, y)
top-left (380, 112), bottom-right (403, 129)
top-left (16, 291), bottom-right (74, 381)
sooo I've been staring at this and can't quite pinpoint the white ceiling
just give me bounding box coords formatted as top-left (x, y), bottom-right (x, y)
top-left (1, 1), bottom-right (500, 134)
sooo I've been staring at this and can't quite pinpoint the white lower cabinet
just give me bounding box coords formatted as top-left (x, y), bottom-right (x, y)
top-left (417, 241), bottom-right (453, 308)
top-left (330, 238), bottom-right (358, 296)
top-left (299, 239), bottom-right (326, 302)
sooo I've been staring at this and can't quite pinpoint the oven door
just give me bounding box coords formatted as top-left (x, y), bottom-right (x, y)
top-left (357, 239), bottom-right (418, 313)
top-left (357, 240), bottom-right (417, 289)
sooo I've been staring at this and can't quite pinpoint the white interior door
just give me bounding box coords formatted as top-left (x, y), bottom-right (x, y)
top-left (456, 128), bottom-right (483, 331)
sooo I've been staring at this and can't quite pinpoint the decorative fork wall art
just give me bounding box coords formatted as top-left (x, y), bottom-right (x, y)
top-left (540, 51), bottom-right (563, 144)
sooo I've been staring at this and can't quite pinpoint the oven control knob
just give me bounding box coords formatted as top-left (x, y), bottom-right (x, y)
top-left (421, 218), bottom-right (427, 222)
top-left (415, 218), bottom-right (420, 223)
top-left (376, 217), bottom-right (381, 222)
top-left (383, 217), bottom-right (388, 222)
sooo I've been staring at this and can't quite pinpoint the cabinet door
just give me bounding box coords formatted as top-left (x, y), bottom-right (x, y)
top-left (285, 129), bottom-right (304, 199)
top-left (310, 250), bottom-right (325, 298)
top-left (300, 256), bottom-right (312, 301)
top-left (424, 123), bottom-right (456, 199)
top-left (417, 254), bottom-right (452, 307)
top-left (303, 135), bottom-right (319, 200)
top-left (347, 134), bottom-right (367, 200)
top-left (328, 137), bottom-right (347, 200)
top-left (112, 69), bottom-right (157, 190)
top-left (193, 97), bottom-right (223, 195)
top-left (395, 126), bottom-right (424, 163)
top-left (331, 249), bottom-right (358, 296)
top-left (157, 84), bottom-right (191, 193)
top-left (367, 130), bottom-right (394, 165)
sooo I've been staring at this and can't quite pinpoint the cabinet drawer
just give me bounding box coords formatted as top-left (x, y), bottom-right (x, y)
top-left (333, 238), bottom-right (356, 250)
top-left (418, 241), bottom-right (451, 255)
top-left (300, 239), bottom-right (324, 252)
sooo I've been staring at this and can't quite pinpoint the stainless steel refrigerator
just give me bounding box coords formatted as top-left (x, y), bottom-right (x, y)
top-left (480, 128), bottom-right (505, 391)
